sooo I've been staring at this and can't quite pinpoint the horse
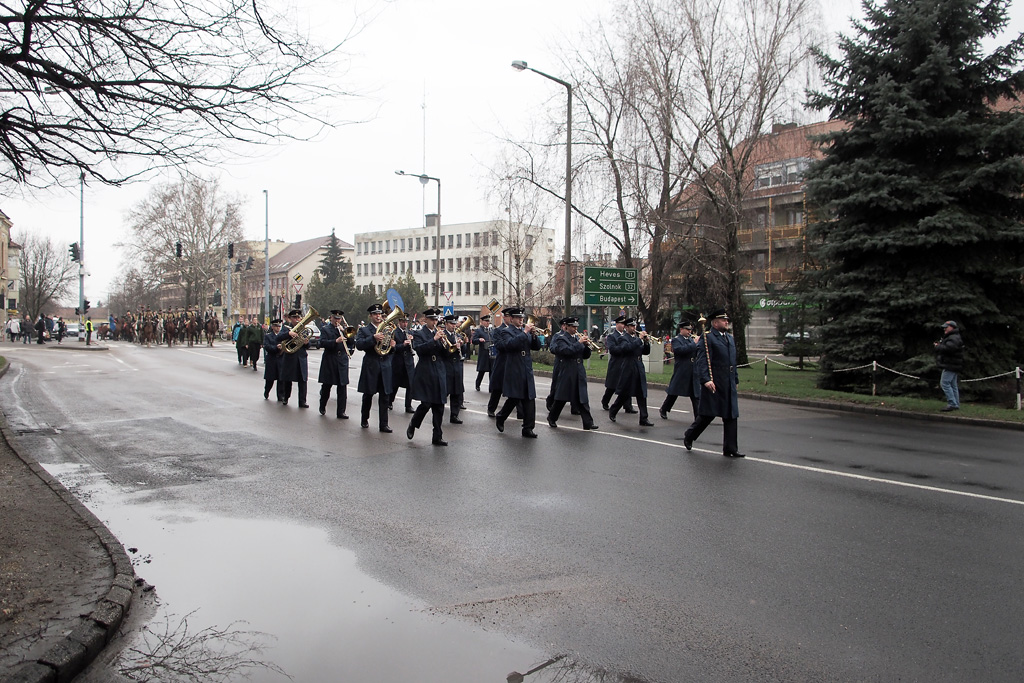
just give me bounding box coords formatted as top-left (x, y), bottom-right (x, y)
top-left (96, 323), bottom-right (111, 341)
top-left (141, 320), bottom-right (155, 347)
top-left (204, 318), bottom-right (219, 347)
top-left (185, 318), bottom-right (200, 347)
top-left (164, 320), bottom-right (177, 347)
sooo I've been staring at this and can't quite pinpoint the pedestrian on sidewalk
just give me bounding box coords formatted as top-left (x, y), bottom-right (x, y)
top-left (934, 320), bottom-right (964, 412)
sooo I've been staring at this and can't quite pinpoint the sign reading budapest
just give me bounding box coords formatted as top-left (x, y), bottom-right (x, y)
top-left (583, 266), bottom-right (639, 305)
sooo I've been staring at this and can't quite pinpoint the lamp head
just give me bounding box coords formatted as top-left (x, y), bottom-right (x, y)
top-left (511, 60), bottom-right (528, 71)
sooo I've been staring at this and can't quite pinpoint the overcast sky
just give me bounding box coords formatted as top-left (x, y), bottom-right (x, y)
top-left (2, 0), bottom-right (1018, 303)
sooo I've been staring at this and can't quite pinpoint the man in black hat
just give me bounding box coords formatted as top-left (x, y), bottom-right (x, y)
top-left (683, 308), bottom-right (744, 457)
top-left (494, 307), bottom-right (541, 438)
top-left (388, 315), bottom-right (416, 414)
top-left (406, 308), bottom-right (449, 445)
top-left (262, 319), bottom-right (284, 401)
top-left (274, 309), bottom-right (311, 407)
top-left (472, 314), bottom-right (493, 391)
top-left (442, 314), bottom-right (466, 424)
top-left (601, 316), bottom-right (636, 413)
top-left (660, 320), bottom-right (700, 419)
top-left (934, 320), bottom-right (964, 411)
top-left (546, 317), bottom-right (598, 430)
top-left (317, 310), bottom-right (353, 419)
top-left (607, 318), bottom-right (654, 426)
top-left (354, 303), bottom-right (395, 432)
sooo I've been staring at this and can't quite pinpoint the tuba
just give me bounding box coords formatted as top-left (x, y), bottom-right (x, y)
top-left (455, 315), bottom-right (474, 345)
top-left (443, 316), bottom-right (474, 353)
top-left (374, 304), bottom-right (404, 355)
top-left (282, 307), bottom-right (320, 354)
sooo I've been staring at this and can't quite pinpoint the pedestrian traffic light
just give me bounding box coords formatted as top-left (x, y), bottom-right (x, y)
top-left (212, 289), bottom-right (221, 306)
top-left (175, 241), bottom-right (182, 258)
top-left (69, 242), bottom-right (80, 261)
top-left (84, 300), bottom-right (91, 312)
top-left (75, 307), bottom-right (80, 315)
top-left (294, 294), bottom-right (301, 309)
top-left (245, 256), bottom-right (254, 270)
top-left (227, 243), bottom-right (234, 259)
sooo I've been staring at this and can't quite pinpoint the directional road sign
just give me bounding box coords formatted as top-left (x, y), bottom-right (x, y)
top-left (583, 266), bottom-right (639, 306)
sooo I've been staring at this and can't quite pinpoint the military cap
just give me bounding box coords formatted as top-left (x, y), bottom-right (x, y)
top-left (367, 303), bottom-right (384, 314)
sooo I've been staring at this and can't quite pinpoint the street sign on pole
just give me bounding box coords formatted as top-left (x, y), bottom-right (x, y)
top-left (293, 283), bottom-right (303, 293)
top-left (443, 304), bottom-right (454, 317)
top-left (583, 266), bottom-right (639, 306)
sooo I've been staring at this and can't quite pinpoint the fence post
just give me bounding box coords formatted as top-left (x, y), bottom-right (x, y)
top-left (1016, 366), bottom-right (1021, 411)
top-left (872, 360), bottom-right (877, 397)
top-left (764, 356), bottom-right (768, 386)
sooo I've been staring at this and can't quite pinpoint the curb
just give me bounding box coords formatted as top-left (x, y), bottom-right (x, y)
top-left (531, 369), bottom-right (1023, 431)
top-left (0, 361), bottom-right (134, 683)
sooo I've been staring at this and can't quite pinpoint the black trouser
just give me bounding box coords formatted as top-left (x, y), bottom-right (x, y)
top-left (281, 380), bottom-right (306, 405)
top-left (601, 386), bottom-right (633, 411)
top-left (488, 389), bottom-right (502, 414)
top-left (548, 399), bottom-right (594, 428)
top-left (264, 379), bottom-right (279, 400)
top-left (320, 383), bottom-right (347, 417)
top-left (360, 376), bottom-right (389, 427)
top-left (475, 370), bottom-right (487, 390)
top-left (610, 393), bottom-right (647, 421)
top-left (410, 402), bottom-right (445, 441)
top-left (497, 397), bottom-right (536, 433)
top-left (237, 345), bottom-right (248, 364)
top-left (247, 344), bottom-right (261, 367)
top-left (388, 387), bottom-right (413, 412)
top-left (685, 415), bottom-right (739, 454)
top-left (449, 391), bottom-right (463, 420)
top-left (662, 394), bottom-right (699, 415)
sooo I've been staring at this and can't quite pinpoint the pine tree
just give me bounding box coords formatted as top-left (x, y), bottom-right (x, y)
top-left (804, 0), bottom-right (1024, 395)
top-left (317, 230), bottom-right (348, 286)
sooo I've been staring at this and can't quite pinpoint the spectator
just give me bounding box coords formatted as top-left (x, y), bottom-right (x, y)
top-left (934, 320), bottom-right (964, 412)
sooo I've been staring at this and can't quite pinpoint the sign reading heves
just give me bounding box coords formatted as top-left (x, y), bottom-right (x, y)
top-left (583, 266), bottom-right (639, 305)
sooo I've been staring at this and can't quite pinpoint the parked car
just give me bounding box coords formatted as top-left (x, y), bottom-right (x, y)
top-left (781, 330), bottom-right (818, 356)
top-left (64, 323), bottom-right (80, 338)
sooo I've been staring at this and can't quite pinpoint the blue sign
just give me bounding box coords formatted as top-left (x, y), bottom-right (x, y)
top-left (443, 304), bottom-right (454, 317)
top-left (386, 288), bottom-right (405, 313)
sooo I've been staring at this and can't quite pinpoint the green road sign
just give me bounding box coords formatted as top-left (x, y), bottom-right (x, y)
top-left (584, 266), bottom-right (639, 305)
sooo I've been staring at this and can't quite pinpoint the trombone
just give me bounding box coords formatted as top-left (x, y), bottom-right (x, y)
top-left (337, 313), bottom-right (357, 357)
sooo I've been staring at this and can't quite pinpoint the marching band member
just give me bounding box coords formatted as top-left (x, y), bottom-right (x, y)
top-left (683, 308), bottom-right (744, 458)
top-left (607, 318), bottom-right (654, 426)
top-left (660, 320), bottom-right (700, 419)
top-left (472, 315), bottom-right (493, 392)
top-left (355, 303), bottom-right (395, 433)
top-left (406, 308), bottom-right (449, 446)
top-left (601, 316), bottom-right (636, 414)
top-left (494, 307), bottom-right (541, 438)
top-left (262, 319), bottom-right (284, 401)
top-left (388, 316), bottom-right (416, 414)
top-left (274, 309), bottom-right (310, 408)
top-left (546, 317), bottom-right (598, 430)
top-left (443, 314), bottom-right (466, 424)
top-left (317, 310), bottom-right (352, 419)
top-left (487, 313), bottom-right (510, 417)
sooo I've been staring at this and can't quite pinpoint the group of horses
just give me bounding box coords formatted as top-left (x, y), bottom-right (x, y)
top-left (98, 316), bottom-right (221, 348)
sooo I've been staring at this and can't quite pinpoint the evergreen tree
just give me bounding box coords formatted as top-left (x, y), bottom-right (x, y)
top-left (804, 0), bottom-right (1024, 395)
top-left (306, 248), bottom-right (359, 318)
top-left (317, 230), bottom-right (348, 286)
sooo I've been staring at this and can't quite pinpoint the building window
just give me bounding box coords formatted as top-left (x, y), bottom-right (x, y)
top-left (491, 230), bottom-right (498, 244)
top-left (456, 257), bottom-right (462, 272)
top-left (483, 232), bottom-right (489, 247)
top-left (448, 235), bottom-right (454, 249)
top-left (474, 257), bottom-right (480, 271)
top-left (423, 283), bottom-right (428, 296)
top-left (400, 240), bottom-right (405, 253)
top-left (473, 232), bottom-right (480, 247)
top-left (456, 282), bottom-right (462, 296)
top-left (416, 261), bottom-right (421, 273)
top-left (386, 241), bottom-right (390, 254)
top-left (371, 263), bottom-right (376, 276)
top-left (432, 236), bottom-right (437, 250)
top-left (525, 233), bottom-right (534, 248)
top-left (526, 258), bottom-right (533, 273)
top-left (440, 259), bottom-right (445, 273)
top-left (482, 281), bottom-right (488, 296)
top-left (447, 258), bottom-right (453, 272)
top-left (448, 281), bottom-right (453, 293)
top-left (356, 264), bottom-right (361, 277)
top-left (474, 281), bottom-right (480, 295)
top-left (526, 282), bottom-right (533, 297)
top-left (492, 255), bottom-right (498, 269)
top-left (492, 280), bottom-right (497, 293)
top-left (416, 237), bottom-right (421, 251)
top-left (457, 234), bottom-right (462, 248)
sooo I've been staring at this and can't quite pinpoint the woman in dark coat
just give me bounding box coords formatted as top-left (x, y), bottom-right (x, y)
top-left (660, 321), bottom-right (700, 419)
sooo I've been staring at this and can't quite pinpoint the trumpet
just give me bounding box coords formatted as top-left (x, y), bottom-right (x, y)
top-left (525, 315), bottom-right (549, 337)
top-left (575, 331), bottom-right (601, 352)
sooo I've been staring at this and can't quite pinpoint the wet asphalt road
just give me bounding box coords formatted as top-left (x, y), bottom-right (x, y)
top-left (2, 341), bottom-right (1024, 682)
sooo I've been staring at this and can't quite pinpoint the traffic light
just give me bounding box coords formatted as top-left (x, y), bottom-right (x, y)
top-left (69, 242), bottom-right (80, 261)
top-left (294, 294), bottom-right (301, 309)
top-left (227, 243), bottom-right (234, 259)
top-left (245, 256), bottom-right (254, 270)
top-left (175, 241), bottom-right (182, 258)
top-left (84, 300), bottom-right (91, 313)
top-left (234, 261), bottom-right (243, 272)
top-left (74, 307), bottom-right (80, 316)
top-left (212, 289), bottom-right (222, 306)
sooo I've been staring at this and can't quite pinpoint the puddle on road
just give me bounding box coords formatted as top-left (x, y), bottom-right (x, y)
top-left (44, 462), bottom-right (585, 683)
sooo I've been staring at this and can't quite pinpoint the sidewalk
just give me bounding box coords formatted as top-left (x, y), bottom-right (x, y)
top-left (0, 364), bottom-right (133, 683)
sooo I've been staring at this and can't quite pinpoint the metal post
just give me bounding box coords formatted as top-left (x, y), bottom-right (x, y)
top-left (78, 172), bottom-right (85, 328)
top-left (872, 360), bottom-right (877, 397)
top-left (225, 258), bottom-right (232, 328)
top-left (764, 356), bottom-right (768, 386)
top-left (435, 179), bottom-right (441, 308)
top-left (263, 190), bottom-right (270, 324)
top-left (1016, 366), bottom-right (1021, 411)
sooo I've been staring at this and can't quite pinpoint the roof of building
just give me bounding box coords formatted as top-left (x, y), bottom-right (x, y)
top-left (269, 234), bottom-right (352, 272)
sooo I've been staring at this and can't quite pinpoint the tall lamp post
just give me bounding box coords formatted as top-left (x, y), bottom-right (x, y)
top-left (511, 60), bottom-right (572, 318)
top-left (78, 171), bottom-right (85, 325)
top-left (263, 190), bottom-right (270, 322)
top-left (395, 171), bottom-right (441, 308)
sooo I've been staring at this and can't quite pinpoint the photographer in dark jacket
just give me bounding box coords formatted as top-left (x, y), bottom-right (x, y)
top-left (934, 320), bottom-right (964, 412)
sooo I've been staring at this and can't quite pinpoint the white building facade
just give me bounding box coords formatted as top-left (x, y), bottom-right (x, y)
top-left (352, 218), bottom-right (556, 314)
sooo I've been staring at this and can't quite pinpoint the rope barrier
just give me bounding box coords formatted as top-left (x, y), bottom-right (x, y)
top-left (961, 370), bottom-right (1017, 383)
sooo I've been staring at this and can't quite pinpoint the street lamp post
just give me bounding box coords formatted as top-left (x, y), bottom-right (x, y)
top-left (511, 60), bottom-right (572, 319)
top-left (263, 190), bottom-right (270, 323)
top-left (396, 171), bottom-right (441, 308)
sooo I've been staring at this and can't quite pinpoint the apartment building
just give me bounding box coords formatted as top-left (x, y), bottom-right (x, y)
top-left (352, 216), bottom-right (556, 315)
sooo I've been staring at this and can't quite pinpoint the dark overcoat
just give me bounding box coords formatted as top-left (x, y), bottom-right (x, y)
top-left (694, 329), bottom-right (739, 419)
top-left (443, 330), bottom-right (466, 396)
top-left (548, 330), bottom-right (591, 403)
top-left (355, 322), bottom-right (394, 394)
top-left (604, 329), bottom-right (628, 389)
top-left (317, 322), bottom-right (352, 385)
top-left (607, 332), bottom-right (650, 398)
top-left (496, 325), bottom-right (541, 400)
top-left (390, 326), bottom-right (416, 389)
top-left (472, 325), bottom-right (493, 372)
top-left (487, 323), bottom-right (511, 393)
top-left (666, 334), bottom-right (700, 397)
top-left (262, 332), bottom-right (283, 381)
top-left (274, 325), bottom-right (308, 382)
top-left (410, 325), bottom-right (448, 404)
